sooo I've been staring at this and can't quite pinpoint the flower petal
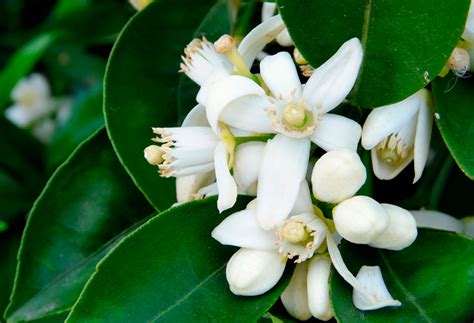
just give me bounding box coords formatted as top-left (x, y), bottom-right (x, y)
top-left (311, 114), bottom-right (362, 151)
top-left (413, 89), bottom-right (433, 183)
top-left (212, 209), bottom-right (277, 250)
top-left (281, 262), bottom-right (312, 321)
top-left (462, 216), bottom-right (474, 238)
top-left (226, 248), bottom-right (286, 296)
top-left (214, 142), bottom-right (237, 212)
top-left (302, 38), bottom-right (363, 114)
top-left (260, 52), bottom-right (302, 100)
top-left (261, 2), bottom-right (277, 21)
top-left (276, 29), bottom-right (294, 47)
top-left (410, 210), bottom-right (464, 233)
top-left (291, 180), bottom-right (314, 215)
top-left (353, 266), bottom-right (401, 310)
top-left (307, 255), bottom-right (334, 321)
top-left (175, 171), bottom-right (215, 203)
top-left (238, 15), bottom-right (286, 68)
top-left (182, 104), bottom-right (209, 127)
top-left (206, 75), bottom-right (267, 135)
top-left (234, 142), bottom-right (266, 195)
top-left (5, 105), bottom-right (35, 127)
top-left (361, 92), bottom-right (420, 150)
top-left (257, 134), bottom-right (311, 230)
top-left (370, 148), bottom-right (414, 180)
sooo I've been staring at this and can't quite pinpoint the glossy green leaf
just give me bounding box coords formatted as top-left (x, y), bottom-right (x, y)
top-left (331, 230), bottom-right (474, 322)
top-left (278, 0), bottom-right (470, 107)
top-left (432, 74), bottom-right (474, 179)
top-left (67, 197), bottom-right (289, 322)
top-left (4, 129), bottom-right (153, 322)
top-left (0, 32), bottom-right (58, 110)
top-left (105, 0), bottom-right (231, 210)
top-left (0, 233), bottom-right (20, 315)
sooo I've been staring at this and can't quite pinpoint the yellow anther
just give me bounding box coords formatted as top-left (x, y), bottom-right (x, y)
top-left (144, 145), bottom-right (164, 166)
top-left (218, 122), bottom-right (236, 168)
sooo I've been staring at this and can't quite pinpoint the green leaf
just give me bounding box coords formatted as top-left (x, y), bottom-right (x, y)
top-left (331, 230), bottom-right (474, 322)
top-left (67, 197), bottom-right (289, 322)
top-left (4, 129), bottom-right (153, 322)
top-left (277, 0), bottom-right (470, 107)
top-left (0, 32), bottom-right (58, 110)
top-left (432, 74), bottom-right (474, 179)
top-left (104, 0), bottom-right (231, 210)
top-left (0, 233), bottom-right (20, 315)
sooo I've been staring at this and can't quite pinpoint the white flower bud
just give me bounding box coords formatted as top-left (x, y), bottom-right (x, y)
top-left (307, 255), bottom-right (334, 321)
top-left (129, 0), bottom-right (152, 10)
top-left (281, 262), bottom-right (312, 321)
top-left (233, 142), bottom-right (266, 195)
top-left (226, 248), bottom-right (286, 296)
top-left (333, 196), bottom-right (390, 244)
top-left (369, 204), bottom-right (417, 250)
top-left (353, 266), bottom-right (401, 310)
top-left (311, 149), bottom-right (367, 204)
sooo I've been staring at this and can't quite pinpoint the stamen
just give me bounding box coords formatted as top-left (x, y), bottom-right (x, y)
top-left (283, 102), bottom-right (306, 127)
top-left (376, 134), bottom-right (409, 166)
top-left (214, 35), bottom-right (252, 78)
top-left (218, 122), bottom-right (236, 168)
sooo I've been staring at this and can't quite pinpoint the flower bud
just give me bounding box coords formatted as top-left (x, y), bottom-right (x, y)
top-left (281, 262), bottom-right (312, 321)
top-left (226, 248), bottom-right (286, 296)
top-left (353, 266), bottom-right (401, 310)
top-left (369, 204), bottom-right (417, 250)
top-left (311, 149), bottom-right (366, 204)
top-left (307, 255), bottom-right (334, 321)
top-left (333, 196), bottom-right (389, 244)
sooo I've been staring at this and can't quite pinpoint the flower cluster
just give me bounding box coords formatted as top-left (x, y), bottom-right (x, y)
top-left (144, 15), bottom-right (435, 321)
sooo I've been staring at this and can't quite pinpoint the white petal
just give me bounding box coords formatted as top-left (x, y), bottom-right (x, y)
top-left (276, 29), bottom-right (294, 47)
top-left (234, 142), bottom-right (266, 195)
top-left (370, 148), bottom-right (414, 181)
top-left (214, 142), bottom-right (237, 212)
top-left (257, 134), bottom-right (311, 230)
top-left (182, 104), bottom-right (209, 127)
top-left (226, 248), bottom-right (286, 296)
top-left (32, 119), bottom-right (56, 143)
top-left (196, 69), bottom-right (230, 106)
top-left (260, 52), bottom-right (302, 100)
top-left (361, 92), bottom-right (420, 150)
top-left (175, 171), bottom-right (215, 203)
top-left (353, 266), bottom-right (401, 310)
top-left (333, 196), bottom-right (390, 244)
top-left (261, 2), bottom-right (277, 21)
top-left (307, 255), bottom-right (334, 321)
top-left (461, 216), bottom-right (474, 238)
top-left (219, 95), bottom-right (274, 133)
top-left (311, 149), bottom-right (366, 204)
top-left (4, 105), bottom-right (34, 127)
top-left (369, 204), bottom-right (417, 251)
top-left (410, 210), bottom-right (464, 233)
top-left (291, 180), bottom-right (314, 215)
top-left (281, 262), bottom-right (312, 321)
top-left (413, 89), bottom-right (433, 183)
top-left (197, 182), bottom-right (218, 197)
top-left (311, 114), bottom-right (361, 151)
top-left (173, 163), bottom-right (215, 177)
top-left (462, 3), bottom-right (474, 42)
top-left (302, 38), bottom-right (363, 113)
top-left (206, 75), bottom-right (267, 135)
top-left (212, 209), bottom-right (277, 250)
top-left (238, 15), bottom-right (286, 68)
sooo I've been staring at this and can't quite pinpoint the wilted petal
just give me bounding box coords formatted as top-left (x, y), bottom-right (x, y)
top-left (353, 266), bottom-right (401, 310)
top-left (234, 142), bottom-right (266, 195)
top-left (302, 38), bottom-right (363, 114)
top-left (311, 114), bottom-right (361, 151)
top-left (206, 75), bottom-right (267, 135)
top-left (307, 255), bottom-right (334, 321)
top-left (238, 15), bottom-right (286, 68)
top-left (257, 134), bottom-right (311, 230)
top-left (260, 52), bottom-right (302, 100)
top-left (226, 248), bottom-right (286, 296)
top-left (413, 89), bottom-right (433, 183)
top-left (212, 209), bottom-right (277, 250)
top-left (361, 92), bottom-right (420, 150)
top-left (214, 142), bottom-right (237, 212)
top-left (281, 262), bottom-right (312, 321)
top-left (410, 210), bottom-right (464, 233)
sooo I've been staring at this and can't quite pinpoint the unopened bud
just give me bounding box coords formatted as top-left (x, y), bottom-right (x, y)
top-left (144, 145), bottom-right (164, 166)
top-left (311, 149), bottom-right (366, 204)
top-left (333, 196), bottom-right (390, 244)
top-left (281, 262), bottom-right (312, 321)
top-left (307, 255), bottom-right (334, 321)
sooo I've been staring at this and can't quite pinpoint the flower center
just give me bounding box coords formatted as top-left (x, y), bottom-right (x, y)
top-left (281, 221), bottom-right (311, 244)
top-left (283, 102), bottom-right (307, 128)
top-left (376, 134), bottom-right (409, 166)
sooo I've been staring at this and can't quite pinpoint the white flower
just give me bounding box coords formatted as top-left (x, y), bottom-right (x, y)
top-left (129, 0), bottom-right (152, 11)
top-left (311, 149), bottom-right (367, 204)
top-left (261, 3), bottom-right (294, 47)
top-left (206, 38), bottom-right (363, 230)
top-left (233, 141), bottom-right (266, 195)
top-left (410, 209), bottom-right (465, 233)
top-left (462, 0), bottom-right (474, 43)
top-left (5, 74), bottom-right (52, 128)
top-left (362, 88), bottom-right (433, 183)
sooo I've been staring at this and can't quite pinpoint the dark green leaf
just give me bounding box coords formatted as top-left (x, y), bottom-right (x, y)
top-left (0, 233), bottom-right (20, 315)
top-left (432, 74), bottom-right (474, 179)
top-left (331, 230), bottom-right (474, 322)
top-left (4, 129), bottom-right (153, 322)
top-left (278, 0), bottom-right (470, 107)
top-left (104, 0), bottom-right (231, 210)
top-left (67, 197), bottom-right (289, 322)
